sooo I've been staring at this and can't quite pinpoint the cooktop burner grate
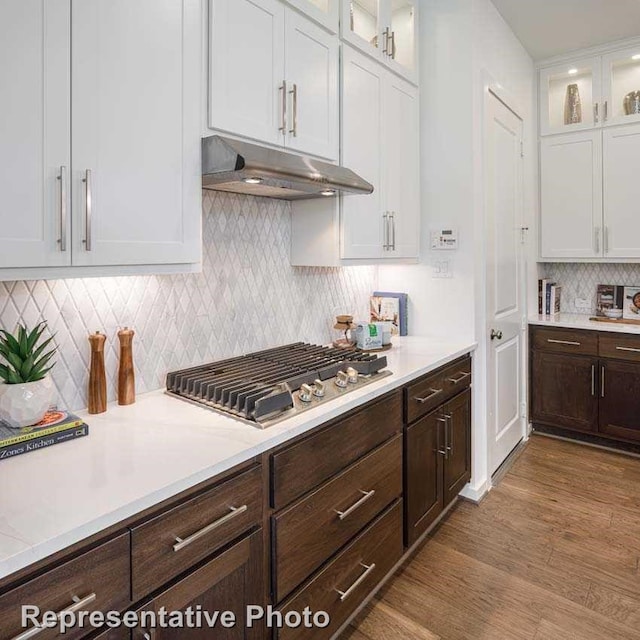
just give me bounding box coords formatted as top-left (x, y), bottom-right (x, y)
top-left (166, 342), bottom-right (391, 428)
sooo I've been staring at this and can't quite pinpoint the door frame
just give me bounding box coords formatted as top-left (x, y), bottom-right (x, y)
top-left (472, 72), bottom-right (529, 497)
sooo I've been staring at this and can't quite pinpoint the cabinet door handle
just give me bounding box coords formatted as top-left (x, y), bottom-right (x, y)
top-left (382, 212), bottom-right (389, 250)
top-left (289, 83), bottom-right (298, 137)
top-left (437, 417), bottom-right (448, 457)
top-left (57, 165), bottom-right (67, 252)
top-left (279, 81), bottom-right (287, 134)
top-left (594, 227), bottom-right (601, 254)
top-left (336, 563), bottom-right (376, 602)
top-left (601, 365), bottom-right (606, 398)
top-left (82, 169), bottom-right (93, 252)
top-left (334, 489), bottom-right (375, 520)
top-left (382, 27), bottom-right (390, 55)
top-left (414, 388), bottom-right (443, 403)
top-left (447, 371), bottom-right (471, 384)
top-left (604, 226), bottom-right (609, 254)
top-left (391, 212), bottom-right (396, 250)
top-left (173, 505), bottom-right (247, 552)
top-left (445, 413), bottom-right (453, 457)
top-left (616, 346), bottom-right (640, 353)
top-left (547, 339), bottom-right (581, 346)
top-left (594, 102), bottom-right (599, 124)
top-left (591, 364), bottom-right (596, 397)
top-left (604, 100), bottom-right (608, 121)
top-left (10, 593), bottom-right (97, 640)
top-left (390, 30), bottom-right (396, 59)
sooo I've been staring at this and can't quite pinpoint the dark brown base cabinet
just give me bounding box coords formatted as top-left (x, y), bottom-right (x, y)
top-left (530, 326), bottom-right (640, 446)
top-left (0, 356), bottom-right (475, 640)
top-left (405, 358), bottom-right (472, 547)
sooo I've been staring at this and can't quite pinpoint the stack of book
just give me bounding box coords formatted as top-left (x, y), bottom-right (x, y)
top-left (370, 291), bottom-right (409, 336)
top-left (0, 410), bottom-right (89, 461)
top-left (538, 279), bottom-right (561, 316)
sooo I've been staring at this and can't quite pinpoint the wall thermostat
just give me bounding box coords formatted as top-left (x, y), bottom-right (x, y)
top-left (430, 228), bottom-right (459, 250)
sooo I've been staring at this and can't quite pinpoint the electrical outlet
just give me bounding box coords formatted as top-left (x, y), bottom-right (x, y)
top-left (574, 297), bottom-right (591, 311)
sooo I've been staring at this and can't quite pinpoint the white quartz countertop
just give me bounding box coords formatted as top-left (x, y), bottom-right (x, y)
top-left (0, 336), bottom-right (476, 582)
top-left (529, 313), bottom-right (640, 335)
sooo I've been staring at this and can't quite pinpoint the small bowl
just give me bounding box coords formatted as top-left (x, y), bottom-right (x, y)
top-left (604, 308), bottom-right (623, 319)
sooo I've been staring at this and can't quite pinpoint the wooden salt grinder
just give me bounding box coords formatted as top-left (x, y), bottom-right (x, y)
top-left (117, 327), bottom-right (135, 406)
top-left (88, 332), bottom-right (107, 414)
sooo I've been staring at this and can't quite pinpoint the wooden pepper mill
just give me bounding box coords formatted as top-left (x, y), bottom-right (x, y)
top-left (117, 327), bottom-right (135, 406)
top-left (88, 331), bottom-right (107, 414)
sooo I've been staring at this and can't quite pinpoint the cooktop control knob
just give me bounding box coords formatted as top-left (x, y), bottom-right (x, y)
top-left (299, 383), bottom-right (314, 403)
top-left (313, 380), bottom-right (325, 397)
top-left (335, 371), bottom-right (349, 388)
top-left (346, 367), bottom-right (359, 384)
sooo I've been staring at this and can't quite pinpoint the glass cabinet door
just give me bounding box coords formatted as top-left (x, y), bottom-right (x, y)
top-left (286, 0), bottom-right (339, 33)
top-left (539, 58), bottom-right (602, 136)
top-left (343, 0), bottom-right (382, 56)
top-left (387, 0), bottom-right (416, 78)
top-left (602, 46), bottom-right (640, 126)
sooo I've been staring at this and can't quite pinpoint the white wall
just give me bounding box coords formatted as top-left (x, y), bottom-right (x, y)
top-left (378, 0), bottom-right (536, 498)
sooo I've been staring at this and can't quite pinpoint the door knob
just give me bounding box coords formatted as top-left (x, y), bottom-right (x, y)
top-left (490, 329), bottom-right (503, 341)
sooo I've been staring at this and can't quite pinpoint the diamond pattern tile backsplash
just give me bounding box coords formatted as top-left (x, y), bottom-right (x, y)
top-left (543, 263), bottom-right (640, 314)
top-left (0, 192), bottom-right (376, 412)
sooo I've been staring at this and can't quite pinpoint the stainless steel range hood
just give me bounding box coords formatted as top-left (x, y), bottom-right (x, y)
top-left (202, 135), bottom-right (374, 201)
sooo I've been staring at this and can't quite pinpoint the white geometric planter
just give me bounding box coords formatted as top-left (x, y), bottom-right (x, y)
top-left (0, 376), bottom-right (55, 428)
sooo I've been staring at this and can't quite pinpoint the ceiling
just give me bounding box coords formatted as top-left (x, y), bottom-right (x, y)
top-left (491, 0), bottom-right (640, 60)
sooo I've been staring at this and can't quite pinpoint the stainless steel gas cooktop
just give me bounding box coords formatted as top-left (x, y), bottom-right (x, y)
top-left (165, 342), bottom-right (391, 428)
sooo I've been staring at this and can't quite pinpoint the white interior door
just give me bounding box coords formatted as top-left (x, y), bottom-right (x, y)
top-left (0, 0), bottom-right (71, 268)
top-left (284, 9), bottom-right (338, 160)
top-left (603, 124), bottom-right (640, 258)
top-left (486, 91), bottom-right (526, 475)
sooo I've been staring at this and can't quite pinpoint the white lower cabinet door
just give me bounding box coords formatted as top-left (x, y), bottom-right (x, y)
top-left (383, 74), bottom-right (420, 259)
top-left (71, 0), bottom-right (201, 266)
top-left (284, 9), bottom-right (339, 161)
top-left (208, 0), bottom-right (285, 146)
top-left (540, 131), bottom-right (603, 259)
top-left (603, 124), bottom-right (640, 258)
top-left (0, 0), bottom-right (71, 268)
top-left (340, 46), bottom-right (384, 260)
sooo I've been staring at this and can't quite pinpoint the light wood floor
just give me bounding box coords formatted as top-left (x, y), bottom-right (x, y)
top-left (344, 434), bottom-right (640, 640)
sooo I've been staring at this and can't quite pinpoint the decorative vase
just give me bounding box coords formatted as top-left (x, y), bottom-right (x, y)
top-left (624, 91), bottom-right (640, 116)
top-left (0, 376), bottom-right (55, 428)
top-left (564, 84), bottom-right (582, 125)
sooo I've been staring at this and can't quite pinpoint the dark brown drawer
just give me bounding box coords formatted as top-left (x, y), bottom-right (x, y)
top-left (277, 500), bottom-right (403, 640)
top-left (131, 465), bottom-right (262, 600)
top-left (599, 333), bottom-right (640, 362)
top-left (0, 534), bottom-right (130, 640)
top-left (271, 390), bottom-right (402, 510)
top-left (531, 326), bottom-right (597, 356)
top-left (273, 435), bottom-right (402, 603)
top-left (405, 356), bottom-right (472, 424)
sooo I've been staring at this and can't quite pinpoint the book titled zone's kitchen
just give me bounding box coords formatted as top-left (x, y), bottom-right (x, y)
top-left (0, 410), bottom-right (89, 461)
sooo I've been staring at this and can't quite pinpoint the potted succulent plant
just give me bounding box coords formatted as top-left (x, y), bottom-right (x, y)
top-left (0, 322), bottom-right (57, 428)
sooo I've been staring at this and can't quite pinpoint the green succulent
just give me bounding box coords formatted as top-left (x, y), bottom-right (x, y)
top-left (0, 322), bottom-right (57, 384)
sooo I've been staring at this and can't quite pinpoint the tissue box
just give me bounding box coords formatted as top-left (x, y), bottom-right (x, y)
top-left (354, 322), bottom-right (384, 350)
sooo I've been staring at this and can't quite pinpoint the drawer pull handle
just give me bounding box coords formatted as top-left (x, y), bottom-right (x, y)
top-left (173, 505), bottom-right (248, 552)
top-left (336, 563), bottom-right (376, 602)
top-left (11, 593), bottom-right (97, 640)
top-left (414, 388), bottom-right (443, 403)
top-left (447, 371), bottom-right (471, 384)
top-left (547, 339), bottom-right (581, 346)
top-left (616, 346), bottom-right (640, 354)
top-left (334, 490), bottom-right (376, 521)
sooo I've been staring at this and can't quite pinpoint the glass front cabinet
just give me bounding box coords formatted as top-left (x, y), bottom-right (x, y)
top-left (341, 0), bottom-right (417, 82)
top-left (540, 46), bottom-right (640, 135)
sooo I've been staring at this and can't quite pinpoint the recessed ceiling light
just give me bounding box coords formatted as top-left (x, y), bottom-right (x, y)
top-left (320, 189), bottom-right (336, 196)
top-left (568, 68), bottom-right (578, 75)
top-left (633, 54), bottom-right (640, 61)
top-left (243, 177), bottom-right (263, 184)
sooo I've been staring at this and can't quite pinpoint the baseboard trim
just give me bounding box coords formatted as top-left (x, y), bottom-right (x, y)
top-left (459, 482), bottom-right (490, 504)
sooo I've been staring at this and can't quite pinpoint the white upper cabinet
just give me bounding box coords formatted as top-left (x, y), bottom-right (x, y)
top-left (0, 0), bottom-right (71, 269)
top-left (340, 46), bottom-right (419, 261)
top-left (539, 58), bottom-right (602, 136)
top-left (208, 0), bottom-right (339, 160)
top-left (602, 46), bottom-right (640, 127)
top-left (341, 0), bottom-right (417, 84)
top-left (72, 0), bottom-right (201, 267)
top-left (539, 131), bottom-right (603, 260)
top-left (603, 124), bottom-right (640, 258)
top-left (208, 0), bottom-right (285, 146)
top-left (284, 11), bottom-right (339, 162)
top-left (284, 0), bottom-right (339, 32)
